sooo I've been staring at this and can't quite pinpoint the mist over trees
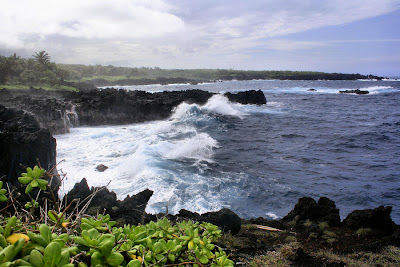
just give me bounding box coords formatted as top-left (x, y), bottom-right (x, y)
top-left (1, 51), bottom-right (383, 88)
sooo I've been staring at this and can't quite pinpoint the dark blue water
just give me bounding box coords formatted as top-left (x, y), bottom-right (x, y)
top-left (212, 91), bottom-right (400, 222)
top-left (167, 80), bottom-right (400, 222)
top-left (63, 80), bottom-right (400, 222)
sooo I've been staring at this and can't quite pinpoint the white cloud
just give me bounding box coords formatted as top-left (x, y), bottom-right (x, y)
top-left (0, 0), bottom-right (399, 69)
top-left (0, 0), bottom-right (184, 47)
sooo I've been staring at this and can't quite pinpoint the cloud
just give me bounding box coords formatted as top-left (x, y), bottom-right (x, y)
top-left (262, 39), bottom-right (327, 51)
top-left (0, 0), bottom-right (184, 47)
top-left (0, 0), bottom-right (399, 69)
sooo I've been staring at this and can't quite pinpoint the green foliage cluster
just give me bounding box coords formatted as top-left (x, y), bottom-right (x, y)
top-left (0, 166), bottom-right (234, 266)
top-left (0, 52), bottom-right (69, 87)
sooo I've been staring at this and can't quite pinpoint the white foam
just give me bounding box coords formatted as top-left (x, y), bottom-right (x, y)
top-left (201, 94), bottom-right (243, 117)
top-left (161, 132), bottom-right (218, 162)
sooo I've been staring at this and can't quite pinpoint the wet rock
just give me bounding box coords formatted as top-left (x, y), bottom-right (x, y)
top-left (343, 206), bottom-right (397, 234)
top-left (65, 178), bottom-right (154, 225)
top-left (307, 88), bottom-right (317, 91)
top-left (115, 189), bottom-right (155, 224)
top-left (339, 89), bottom-right (369, 95)
top-left (201, 208), bottom-right (242, 235)
top-left (178, 209), bottom-right (201, 221)
top-left (1, 89), bottom-right (266, 132)
top-left (0, 105), bottom-right (59, 189)
top-left (96, 164), bottom-right (108, 172)
top-left (224, 90), bottom-right (266, 105)
top-left (282, 197), bottom-right (341, 226)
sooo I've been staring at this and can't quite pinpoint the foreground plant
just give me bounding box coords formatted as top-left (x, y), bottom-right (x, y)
top-left (18, 165), bottom-right (48, 194)
top-left (0, 165), bottom-right (234, 266)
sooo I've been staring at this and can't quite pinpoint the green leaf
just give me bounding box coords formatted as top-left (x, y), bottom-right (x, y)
top-left (106, 252), bottom-right (124, 267)
top-left (30, 249), bottom-right (45, 267)
top-left (127, 259), bottom-right (141, 267)
top-left (18, 177), bottom-right (33, 184)
top-left (90, 251), bottom-right (102, 267)
top-left (44, 242), bottom-right (61, 267)
top-left (73, 237), bottom-right (87, 247)
top-left (31, 179), bottom-right (39, 187)
top-left (0, 189), bottom-right (6, 195)
top-left (0, 235), bottom-right (7, 248)
top-left (0, 195), bottom-right (7, 202)
top-left (37, 179), bottom-right (48, 190)
top-left (4, 216), bottom-right (17, 237)
top-left (30, 235), bottom-right (48, 247)
top-left (0, 181), bottom-right (3, 188)
top-left (48, 211), bottom-right (58, 222)
top-left (39, 225), bottom-right (51, 244)
top-left (25, 183), bottom-right (33, 194)
top-left (56, 250), bottom-right (70, 267)
top-left (99, 240), bottom-right (114, 257)
top-left (0, 244), bottom-right (15, 262)
top-left (32, 166), bottom-right (43, 179)
top-left (87, 228), bottom-right (99, 240)
top-left (26, 167), bottom-right (33, 176)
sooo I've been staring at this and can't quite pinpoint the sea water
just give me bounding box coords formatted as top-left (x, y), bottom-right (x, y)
top-left (55, 80), bottom-right (400, 222)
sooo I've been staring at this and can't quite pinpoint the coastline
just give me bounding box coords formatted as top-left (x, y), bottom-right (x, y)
top-left (1, 86), bottom-right (399, 265)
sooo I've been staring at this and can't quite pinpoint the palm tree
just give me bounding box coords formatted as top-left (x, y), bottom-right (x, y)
top-left (33, 51), bottom-right (51, 69)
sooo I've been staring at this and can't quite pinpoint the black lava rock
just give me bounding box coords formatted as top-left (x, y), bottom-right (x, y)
top-left (343, 206), bottom-right (397, 234)
top-left (282, 197), bottom-right (341, 226)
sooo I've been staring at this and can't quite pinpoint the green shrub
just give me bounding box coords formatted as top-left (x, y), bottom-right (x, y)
top-left (0, 165), bottom-right (235, 266)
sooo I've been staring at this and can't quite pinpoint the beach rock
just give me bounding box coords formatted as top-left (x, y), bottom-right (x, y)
top-left (339, 89), bottom-right (369, 95)
top-left (96, 164), bottom-right (108, 172)
top-left (68, 89), bottom-right (214, 126)
top-left (65, 178), bottom-right (154, 225)
top-left (224, 89), bottom-right (266, 105)
top-left (115, 189), bottom-right (154, 224)
top-left (200, 208), bottom-right (242, 235)
top-left (282, 197), bottom-right (341, 226)
top-left (343, 206), bottom-right (397, 234)
top-left (1, 88), bottom-right (266, 132)
top-left (64, 178), bottom-right (92, 204)
top-left (178, 209), bottom-right (202, 221)
top-left (0, 105), bottom-right (59, 190)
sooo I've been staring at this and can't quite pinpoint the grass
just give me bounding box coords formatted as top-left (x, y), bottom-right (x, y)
top-left (314, 246), bottom-right (400, 267)
top-left (218, 232), bottom-right (244, 248)
top-left (249, 242), bottom-right (300, 267)
top-left (0, 84), bottom-right (79, 92)
top-left (249, 251), bottom-right (290, 267)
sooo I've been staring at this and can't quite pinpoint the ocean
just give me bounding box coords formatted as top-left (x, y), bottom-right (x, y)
top-left (55, 80), bottom-right (400, 223)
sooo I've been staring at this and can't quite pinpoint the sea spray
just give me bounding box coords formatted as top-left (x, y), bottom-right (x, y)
top-left (56, 81), bottom-right (400, 222)
top-left (56, 94), bottom-right (248, 215)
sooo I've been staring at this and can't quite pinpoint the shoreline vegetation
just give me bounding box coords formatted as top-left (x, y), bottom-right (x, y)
top-left (1, 51), bottom-right (386, 91)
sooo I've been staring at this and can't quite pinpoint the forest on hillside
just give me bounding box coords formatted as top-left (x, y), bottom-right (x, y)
top-left (1, 52), bottom-right (384, 89)
top-left (59, 63), bottom-right (384, 86)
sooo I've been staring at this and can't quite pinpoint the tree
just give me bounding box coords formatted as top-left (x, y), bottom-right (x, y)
top-left (0, 54), bottom-right (24, 84)
top-left (33, 51), bottom-right (51, 69)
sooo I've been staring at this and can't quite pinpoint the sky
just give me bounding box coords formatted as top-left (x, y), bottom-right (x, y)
top-left (1, 0), bottom-right (399, 76)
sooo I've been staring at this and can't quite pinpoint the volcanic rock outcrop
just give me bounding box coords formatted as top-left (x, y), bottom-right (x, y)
top-left (0, 88), bottom-right (267, 134)
top-left (0, 104), bottom-right (59, 189)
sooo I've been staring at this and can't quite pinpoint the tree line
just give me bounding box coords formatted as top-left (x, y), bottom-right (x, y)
top-left (0, 51), bottom-right (69, 86)
top-left (1, 51), bottom-right (384, 88)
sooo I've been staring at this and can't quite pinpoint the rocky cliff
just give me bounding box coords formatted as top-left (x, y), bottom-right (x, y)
top-left (0, 105), bottom-right (59, 189)
top-left (0, 88), bottom-right (266, 134)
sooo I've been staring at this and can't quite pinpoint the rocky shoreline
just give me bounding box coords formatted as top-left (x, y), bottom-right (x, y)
top-left (0, 88), bottom-right (266, 134)
top-left (1, 88), bottom-right (399, 265)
